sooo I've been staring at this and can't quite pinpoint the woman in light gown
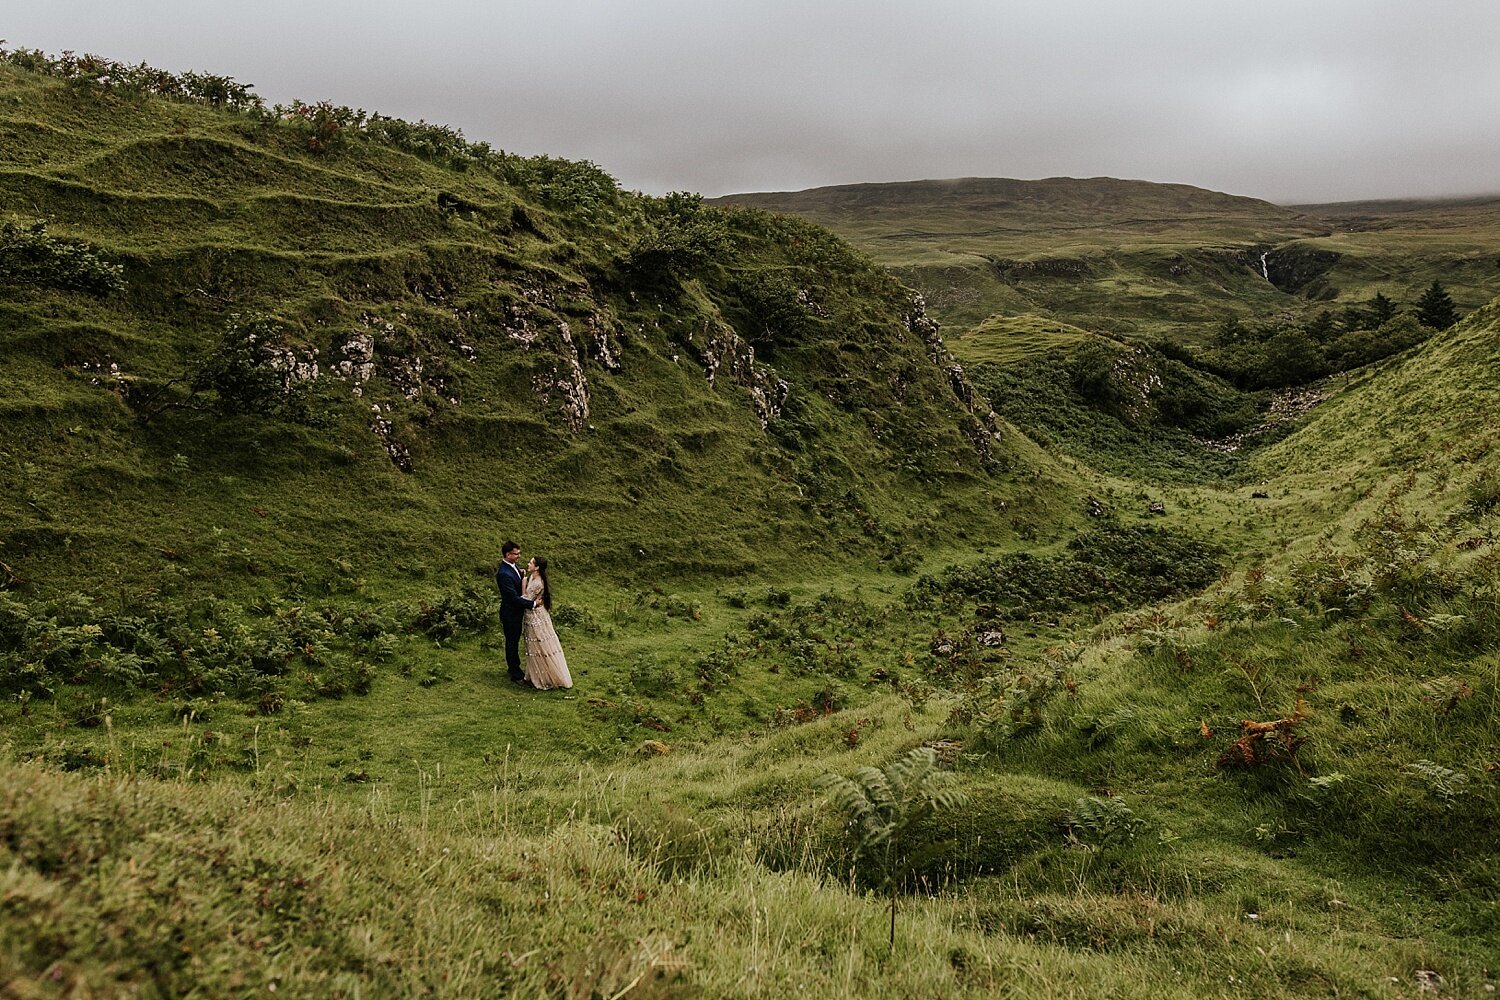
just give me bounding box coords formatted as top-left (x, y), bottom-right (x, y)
top-left (522, 556), bottom-right (572, 690)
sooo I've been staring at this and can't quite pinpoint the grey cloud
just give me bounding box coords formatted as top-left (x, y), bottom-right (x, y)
top-left (6, 0), bottom-right (1499, 202)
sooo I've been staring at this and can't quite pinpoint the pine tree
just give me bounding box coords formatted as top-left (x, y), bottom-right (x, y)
top-left (1368, 292), bottom-right (1399, 327)
top-left (1304, 309), bottom-right (1337, 343)
top-left (1415, 280), bottom-right (1460, 330)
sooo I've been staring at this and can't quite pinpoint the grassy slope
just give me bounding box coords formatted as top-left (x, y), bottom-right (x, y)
top-left (0, 63), bottom-right (1047, 605)
top-left (715, 176), bottom-right (1329, 338)
top-left (2, 59), bottom-right (1498, 999)
top-left (716, 178), bottom-right (1500, 350)
top-left (1276, 196), bottom-right (1500, 313)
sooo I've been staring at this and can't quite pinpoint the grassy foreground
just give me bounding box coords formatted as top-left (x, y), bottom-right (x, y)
top-left (2, 692), bottom-right (1487, 999)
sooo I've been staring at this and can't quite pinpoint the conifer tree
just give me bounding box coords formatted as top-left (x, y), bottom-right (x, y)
top-left (1304, 309), bottom-right (1337, 343)
top-left (1368, 292), bottom-right (1399, 327)
top-left (1415, 280), bottom-right (1460, 330)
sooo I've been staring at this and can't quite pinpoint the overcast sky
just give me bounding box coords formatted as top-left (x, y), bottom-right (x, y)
top-left (6, 1), bottom-right (1499, 203)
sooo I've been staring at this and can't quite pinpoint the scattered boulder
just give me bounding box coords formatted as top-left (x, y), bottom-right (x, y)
top-left (975, 628), bottom-right (1007, 648)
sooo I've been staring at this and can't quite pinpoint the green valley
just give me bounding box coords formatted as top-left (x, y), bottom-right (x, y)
top-left (2, 49), bottom-right (1497, 999)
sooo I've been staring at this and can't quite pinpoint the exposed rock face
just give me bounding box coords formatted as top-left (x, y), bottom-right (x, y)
top-left (905, 294), bottom-right (1003, 463)
top-left (263, 346), bottom-right (319, 388)
top-left (795, 287), bottom-right (831, 319)
top-left (1199, 384), bottom-right (1328, 454)
top-left (384, 354), bottom-right (426, 402)
top-left (696, 322), bottom-right (789, 428)
top-left (369, 403), bottom-right (412, 472)
top-left (532, 323), bottom-right (591, 432)
top-left (333, 332), bottom-right (376, 398)
top-left (504, 302), bottom-right (540, 347)
top-left (585, 312), bottom-right (622, 372)
top-left (1242, 245), bottom-right (1342, 295)
top-left (241, 324), bottom-right (319, 394)
top-left (1101, 348), bottom-right (1165, 425)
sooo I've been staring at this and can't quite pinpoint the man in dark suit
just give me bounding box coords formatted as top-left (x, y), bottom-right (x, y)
top-left (495, 540), bottom-right (535, 685)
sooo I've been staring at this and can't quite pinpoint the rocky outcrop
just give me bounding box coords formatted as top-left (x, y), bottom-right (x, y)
top-left (332, 332), bottom-right (376, 398)
top-left (905, 294), bottom-right (1003, 464)
top-left (368, 403), bottom-right (413, 471)
top-left (584, 312), bottom-right (622, 372)
top-left (1199, 384), bottom-right (1328, 454)
top-left (1241, 245), bottom-right (1342, 295)
top-left (695, 321), bottom-right (789, 428)
top-left (531, 323), bottom-right (591, 433)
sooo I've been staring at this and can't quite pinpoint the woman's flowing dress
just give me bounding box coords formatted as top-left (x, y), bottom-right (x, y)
top-left (522, 576), bottom-right (572, 690)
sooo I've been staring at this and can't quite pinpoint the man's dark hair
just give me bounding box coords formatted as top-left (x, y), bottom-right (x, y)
top-left (501, 540), bottom-right (520, 556)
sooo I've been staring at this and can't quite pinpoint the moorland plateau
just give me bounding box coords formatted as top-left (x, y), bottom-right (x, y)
top-left (1, 48), bottom-right (1498, 998)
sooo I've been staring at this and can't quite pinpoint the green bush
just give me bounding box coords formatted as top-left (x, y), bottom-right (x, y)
top-left (1063, 795), bottom-right (1145, 846)
top-left (935, 524), bottom-right (1225, 617)
top-left (620, 194), bottom-right (733, 283)
top-left (411, 584), bottom-right (494, 640)
top-left (277, 99), bottom-right (364, 153)
top-left (0, 586), bottom-right (478, 716)
top-left (139, 315), bottom-right (331, 425)
top-left (726, 269), bottom-right (818, 351)
top-left (0, 221), bottom-right (125, 294)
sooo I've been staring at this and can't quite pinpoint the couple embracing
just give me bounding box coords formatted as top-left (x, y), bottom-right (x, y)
top-left (496, 540), bottom-right (573, 690)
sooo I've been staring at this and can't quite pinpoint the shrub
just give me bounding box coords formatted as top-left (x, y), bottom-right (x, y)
top-left (620, 194), bottom-right (733, 283)
top-left (726, 270), bottom-right (817, 350)
top-left (1216, 699), bottom-right (1310, 770)
top-left (139, 315), bottom-right (329, 425)
top-left (551, 603), bottom-right (597, 632)
top-left (0, 45), bottom-right (262, 112)
top-left (1064, 795), bottom-right (1145, 846)
top-left (411, 585), bottom-right (494, 639)
top-left (818, 747), bottom-right (968, 950)
top-left (627, 656), bottom-right (678, 695)
top-left (501, 155), bottom-right (624, 216)
top-left (936, 524), bottom-right (1225, 617)
top-left (948, 660), bottom-right (1065, 748)
top-left (278, 100), bottom-right (365, 153)
top-left (0, 221), bottom-right (125, 294)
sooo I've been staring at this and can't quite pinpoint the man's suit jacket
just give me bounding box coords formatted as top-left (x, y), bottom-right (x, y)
top-left (496, 560), bottom-right (534, 626)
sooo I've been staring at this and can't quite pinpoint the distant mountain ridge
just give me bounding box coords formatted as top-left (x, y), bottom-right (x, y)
top-left (714, 176), bottom-right (1319, 235)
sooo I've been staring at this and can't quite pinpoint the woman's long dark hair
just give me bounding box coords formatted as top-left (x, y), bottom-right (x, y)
top-left (532, 556), bottom-right (552, 611)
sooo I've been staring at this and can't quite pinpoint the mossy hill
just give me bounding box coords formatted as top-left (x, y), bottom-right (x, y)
top-left (0, 58), bottom-right (1048, 609)
top-left (715, 177), bottom-right (1500, 343)
top-left (3, 49), bottom-right (1498, 999)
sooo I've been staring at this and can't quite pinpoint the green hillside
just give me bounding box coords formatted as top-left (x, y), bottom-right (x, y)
top-left (0, 56), bottom-right (1041, 607)
top-left (716, 178), bottom-right (1500, 347)
top-left (715, 176), bottom-right (1327, 337)
top-left (2, 49), bottom-right (1497, 999)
